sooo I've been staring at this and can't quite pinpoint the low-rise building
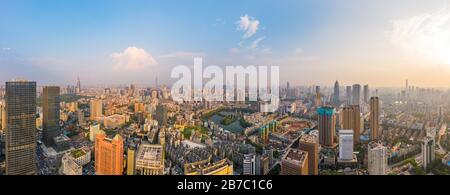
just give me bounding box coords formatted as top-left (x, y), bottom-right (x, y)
top-left (135, 144), bottom-right (164, 175)
top-left (184, 158), bottom-right (233, 175)
top-left (61, 153), bottom-right (82, 175)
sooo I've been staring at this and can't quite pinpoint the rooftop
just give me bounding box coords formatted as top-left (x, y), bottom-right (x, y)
top-left (282, 148), bottom-right (307, 165)
top-left (299, 134), bottom-right (317, 144)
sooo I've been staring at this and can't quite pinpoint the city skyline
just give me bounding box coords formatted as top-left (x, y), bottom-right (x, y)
top-left (3, 0), bottom-right (450, 87)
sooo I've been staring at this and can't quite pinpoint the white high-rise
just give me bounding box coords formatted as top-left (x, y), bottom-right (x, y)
top-left (243, 154), bottom-right (256, 175)
top-left (422, 136), bottom-right (435, 171)
top-left (339, 130), bottom-right (354, 160)
top-left (368, 142), bottom-right (388, 175)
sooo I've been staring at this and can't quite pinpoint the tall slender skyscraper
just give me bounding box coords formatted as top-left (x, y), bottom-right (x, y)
top-left (342, 105), bottom-right (361, 143)
top-left (333, 81), bottom-right (340, 106)
top-left (317, 106), bottom-right (336, 147)
top-left (315, 86), bottom-right (321, 106)
top-left (346, 86), bottom-right (352, 105)
top-left (370, 97), bottom-right (380, 141)
top-left (422, 136), bottom-right (435, 171)
top-left (42, 86), bottom-right (60, 147)
top-left (352, 84), bottom-right (361, 106)
top-left (5, 81), bottom-right (37, 175)
top-left (76, 77), bottom-right (81, 94)
top-left (363, 85), bottom-right (369, 104)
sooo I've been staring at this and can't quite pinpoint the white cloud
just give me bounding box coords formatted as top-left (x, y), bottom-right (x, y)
top-left (250, 37), bottom-right (265, 49)
top-left (236, 15), bottom-right (260, 38)
top-left (295, 48), bottom-right (304, 54)
top-left (390, 8), bottom-right (450, 64)
top-left (110, 47), bottom-right (157, 71)
top-left (158, 51), bottom-right (205, 59)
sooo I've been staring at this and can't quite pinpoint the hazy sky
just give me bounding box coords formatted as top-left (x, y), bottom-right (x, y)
top-left (2, 0), bottom-right (450, 88)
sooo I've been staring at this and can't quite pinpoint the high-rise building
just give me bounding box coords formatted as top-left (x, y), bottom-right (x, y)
top-left (352, 84), bottom-right (361, 105)
top-left (317, 106), bottom-right (336, 147)
top-left (370, 97), bottom-right (380, 141)
top-left (422, 136), bottom-right (435, 171)
top-left (333, 81), bottom-right (340, 106)
top-left (368, 141), bottom-right (387, 175)
top-left (127, 147), bottom-right (135, 175)
top-left (259, 154), bottom-right (270, 175)
top-left (339, 130), bottom-right (354, 161)
top-left (243, 154), bottom-right (256, 175)
top-left (135, 144), bottom-right (164, 175)
top-left (299, 134), bottom-right (319, 175)
top-left (89, 99), bottom-right (103, 121)
top-left (346, 86), bottom-right (352, 105)
top-left (315, 86), bottom-right (321, 106)
top-left (280, 148), bottom-right (308, 175)
top-left (363, 85), bottom-right (369, 104)
top-left (127, 146), bottom-right (136, 175)
top-left (5, 81), bottom-right (37, 175)
top-left (89, 123), bottom-right (102, 142)
top-left (95, 133), bottom-right (124, 175)
top-left (286, 81), bottom-right (291, 98)
top-left (129, 84), bottom-right (135, 96)
top-left (42, 86), bottom-right (60, 147)
top-left (342, 105), bottom-right (360, 143)
top-left (76, 76), bottom-right (81, 94)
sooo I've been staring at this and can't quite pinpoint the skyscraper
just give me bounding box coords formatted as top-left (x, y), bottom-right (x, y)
top-left (315, 86), bottom-right (321, 106)
top-left (317, 106), bottom-right (336, 147)
top-left (280, 148), bottom-right (308, 175)
top-left (346, 86), bottom-right (352, 105)
top-left (333, 80), bottom-right (340, 106)
top-left (338, 130), bottom-right (354, 161)
top-left (342, 105), bottom-right (360, 143)
top-left (127, 147), bottom-right (135, 175)
top-left (352, 84), bottom-right (361, 106)
top-left (370, 97), bottom-right (380, 141)
top-left (42, 86), bottom-right (60, 147)
top-left (422, 136), bottom-right (435, 171)
top-left (286, 81), bottom-right (290, 98)
top-left (90, 99), bottom-right (103, 121)
top-left (363, 85), bottom-right (369, 104)
top-left (76, 77), bottom-right (81, 94)
top-left (95, 133), bottom-right (124, 175)
top-left (299, 134), bottom-right (319, 175)
top-left (5, 81), bottom-right (37, 175)
top-left (368, 141), bottom-right (387, 175)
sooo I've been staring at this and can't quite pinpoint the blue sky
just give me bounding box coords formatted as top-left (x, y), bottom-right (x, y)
top-left (2, 0), bottom-right (450, 87)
